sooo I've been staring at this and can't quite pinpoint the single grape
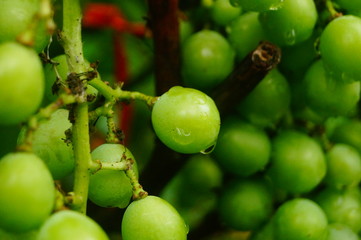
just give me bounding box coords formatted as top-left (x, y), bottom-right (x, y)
top-left (151, 86), bottom-right (220, 154)
top-left (89, 143), bottom-right (138, 208)
top-left (0, 42), bottom-right (44, 125)
top-left (328, 119), bottom-right (361, 153)
top-left (210, 0), bottom-right (242, 26)
top-left (37, 210), bottom-right (109, 240)
top-left (315, 187), bottom-right (361, 233)
top-left (327, 223), bottom-right (360, 240)
top-left (212, 116), bottom-right (271, 177)
top-left (319, 15), bottom-right (361, 82)
top-left (267, 130), bottom-right (326, 194)
top-left (259, 0), bottom-right (318, 46)
top-left (0, 0), bottom-right (49, 52)
top-left (218, 178), bottom-right (274, 231)
top-left (302, 60), bottom-right (360, 117)
top-left (236, 69), bottom-right (291, 128)
top-left (18, 109), bottom-right (74, 180)
top-left (273, 198), bottom-right (328, 240)
top-left (231, 0), bottom-right (284, 12)
top-left (121, 196), bottom-right (188, 240)
top-left (181, 30), bottom-right (235, 90)
top-left (324, 144), bottom-right (361, 188)
top-left (0, 152), bottom-right (54, 233)
top-left (226, 12), bottom-right (266, 61)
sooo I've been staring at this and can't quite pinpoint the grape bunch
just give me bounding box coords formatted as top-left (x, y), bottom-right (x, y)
top-left (0, 0), bottom-right (361, 240)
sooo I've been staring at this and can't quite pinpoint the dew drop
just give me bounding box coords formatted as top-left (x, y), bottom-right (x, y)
top-left (269, 0), bottom-right (284, 10)
top-left (200, 144), bottom-right (216, 155)
top-left (284, 28), bottom-right (296, 45)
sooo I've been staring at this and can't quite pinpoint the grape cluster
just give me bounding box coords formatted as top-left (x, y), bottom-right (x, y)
top-left (0, 0), bottom-right (361, 240)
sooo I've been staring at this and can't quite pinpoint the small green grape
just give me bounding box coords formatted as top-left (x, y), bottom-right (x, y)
top-left (89, 143), bottom-right (138, 208)
top-left (0, 152), bottom-right (54, 233)
top-left (37, 210), bottom-right (109, 240)
top-left (121, 196), bottom-right (188, 240)
top-left (0, 42), bottom-right (44, 125)
top-left (151, 86), bottom-right (220, 154)
top-left (210, 0), bottom-right (242, 26)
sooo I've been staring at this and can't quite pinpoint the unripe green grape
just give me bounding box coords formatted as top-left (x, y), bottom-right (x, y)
top-left (210, 0), bottom-right (242, 26)
top-left (181, 30), bottom-right (235, 90)
top-left (212, 116), bottom-right (271, 177)
top-left (319, 15), bottom-right (361, 82)
top-left (302, 60), bottom-right (360, 117)
top-left (273, 198), bottom-right (328, 240)
top-left (231, 0), bottom-right (284, 12)
top-left (218, 178), bottom-right (273, 231)
top-left (267, 130), bottom-right (326, 194)
top-left (151, 86), bottom-right (220, 154)
top-left (329, 119), bottom-right (361, 153)
top-left (0, 0), bottom-right (49, 53)
top-left (334, 0), bottom-right (361, 12)
top-left (259, 0), bottom-right (318, 46)
top-left (0, 42), bottom-right (44, 125)
top-left (0, 152), bottom-right (54, 233)
top-left (324, 144), bottom-right (361, 188)
top-left (226, 12), bottom-right (266, 61)
top-left (18, 109), bottom-right (74, 180)
top-left (236, 69), bottom-right (291, 128)
top-left (121, 196), bottom-right (188, 240)
top-left (37, 210), bottom-right (109, 240)
top-left (89, 143), bottom-right (138, 208)
top-left (327, 223), bottom-right (360, 240)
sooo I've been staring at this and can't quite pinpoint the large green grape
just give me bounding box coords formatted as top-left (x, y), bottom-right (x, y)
top-left (273, 198), bottom-right (328, 240)
top-left (267, 130), bottom-right (326, 194)
top-left (259, 0), bottom-right (318, 46)
top-left (0, 152), bottom-right (54, 233)
top-left (0, 42), bottom-right (44, 125)
top-left (212, 116), bottom-right (271, 177)
top-left (18, 109), bottom-right (74, 180)
top-left (151, 86), bottom-right (220, 154)
top-left (319, 15), bottom-right (361, 82)
top-left (89, 143), bottom-right (138, 208)
top-left (37, 210), bottom-right (109, 240)
top-left (181, 30), bottom-right (235, 90)
top-left (218, 178), bottom-right (273, 231)
top-left (121, 196), bottom-right (188, 240)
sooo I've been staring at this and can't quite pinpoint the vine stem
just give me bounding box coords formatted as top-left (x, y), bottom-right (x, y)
top-left (62, 0), bottom-right (91, 214)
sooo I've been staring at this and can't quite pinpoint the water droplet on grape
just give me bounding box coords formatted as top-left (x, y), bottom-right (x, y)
top-left (269, 0), bottom-right (284, 10)
top-left (284, 29), bottom-right (296, 45)
top-left (200, 144), bottom-right (216, 154)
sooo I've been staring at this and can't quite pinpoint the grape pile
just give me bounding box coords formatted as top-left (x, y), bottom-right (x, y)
top-left (0, 0), bottom-right (361, 240)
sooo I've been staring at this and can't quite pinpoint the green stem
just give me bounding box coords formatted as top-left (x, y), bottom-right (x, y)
top-left (62, 0), bottom-right (92, 214)
top-left (325, 0), bottom-right (341, 19)
top-left (89, 160), bottom-right (128, 174)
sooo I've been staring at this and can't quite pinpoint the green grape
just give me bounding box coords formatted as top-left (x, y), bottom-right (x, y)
top-left (18, 109), bottom-right (74, 180)
top-left (273, 198), bottom-right (328, 240)
top-left (0, 42), bottom-right (44, 125)
top-left (0, 0), bottom-right (49, 53)
top-left (37, 210), bottom-right (109, 240)
top-left (181, 30), bottom-right (235, 90)
top-left (210, 0), bottom-right (242, 26)
top-left (334, 0), bottom-right (361, 12)
top-left (259, 0), bottom-right (318, 46)
top-left (267, 130), bottom-right (326, 194)
top-left (0, 152), bottom-right (54, 233)
top-left (231, 0), bottom-right (284, 12)
top-left (121, 196), bottom-right (188, 240)
top-left (218, 178), bottom-right (273, 231)
top-left (0, 227), bottom-right (38, 240)
top-left (89, 143), bottom-right (138, 208)
top-left (327, 223), bottom-right (360, 240)
top-left (226, 12), bottom-right (266, 61)
top-left (324, 144), bottom-right (361, 188)
top-left (151, 86), bottom-right (220, 154)
top-left (302, 60), bottom-right (360, 117)
top-left (212, 116), bottom-right (271, 177)
top-left (328, 119), bottom-right (361, 153)
top-left (236, 69), bottom-right (291, 128)
top-left (319, 15), bottom-right (361, 82)
top-left (43, 54), bottom-right (98, 102)
top-left (315, 187), bottom-right (361, 233)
